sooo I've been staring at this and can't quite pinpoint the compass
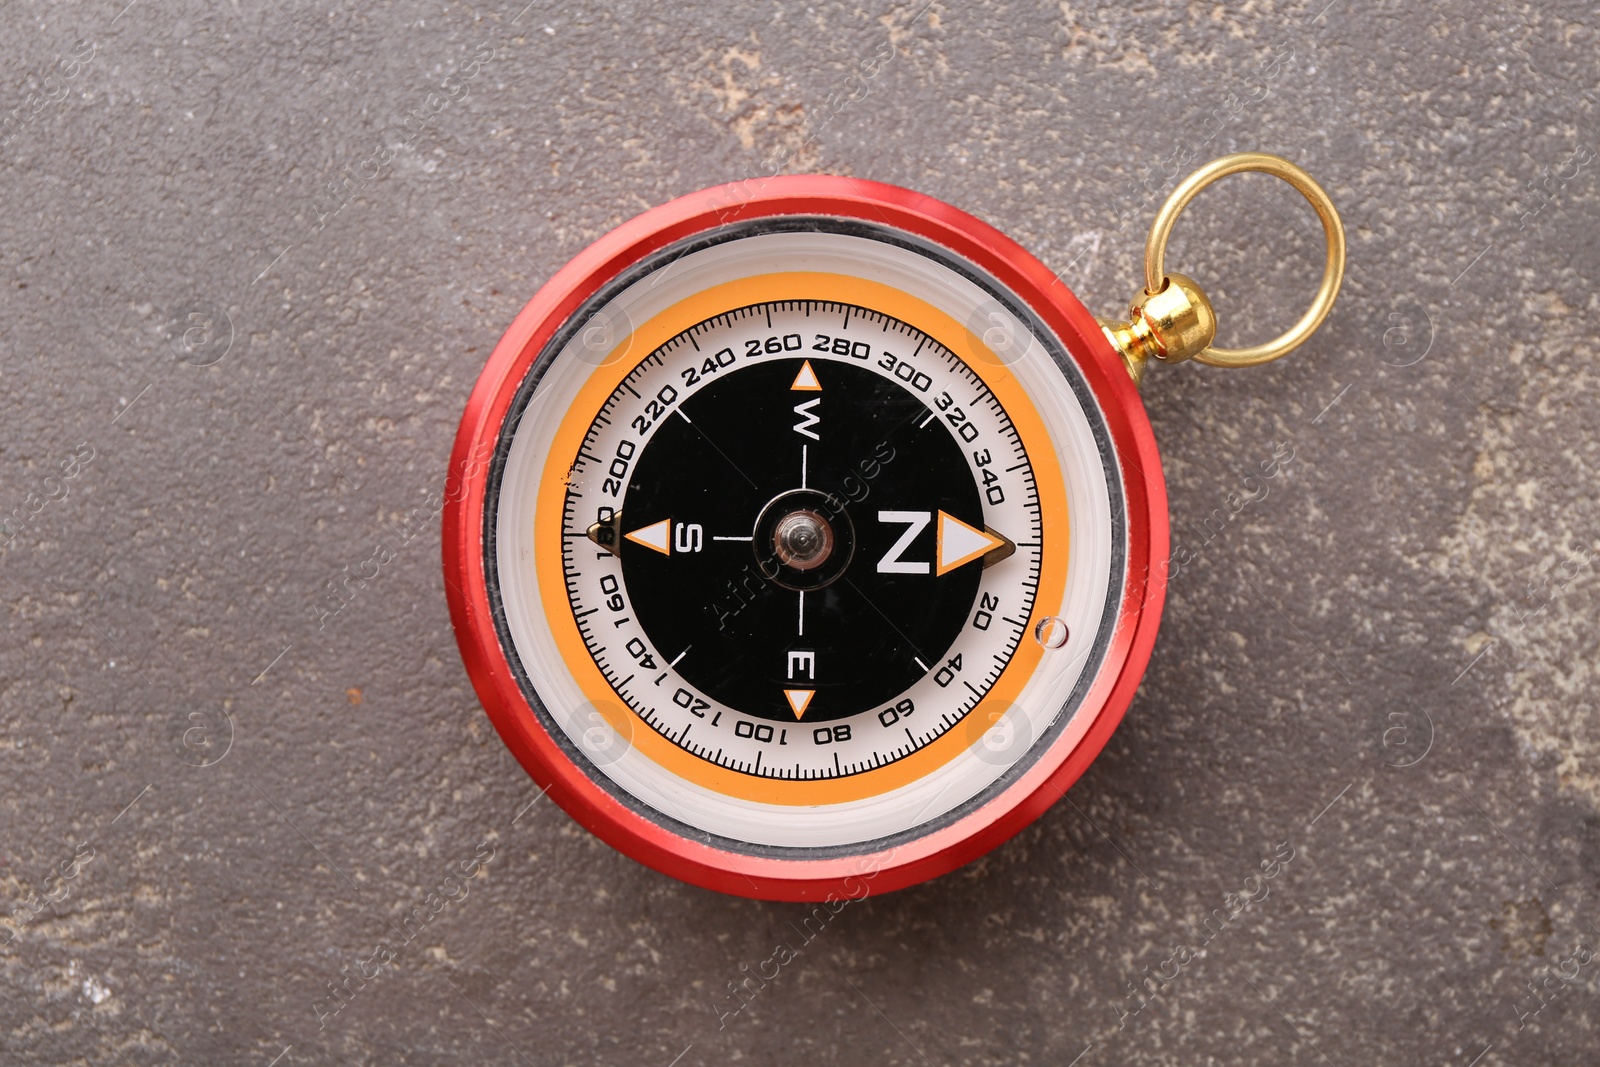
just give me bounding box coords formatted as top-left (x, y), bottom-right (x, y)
top-left (444, 158), bottom-right (1344, 900)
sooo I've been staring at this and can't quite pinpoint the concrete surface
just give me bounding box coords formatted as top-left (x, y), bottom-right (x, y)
top-left (3, 0), bottom-right (1598, 1063)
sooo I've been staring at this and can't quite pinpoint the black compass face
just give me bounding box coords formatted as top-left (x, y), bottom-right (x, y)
top-left (618, 357), bottom-right (984, 722)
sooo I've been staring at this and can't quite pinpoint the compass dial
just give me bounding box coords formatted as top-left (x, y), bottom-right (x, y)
top-left (569, 302), bottom-right (1035, 780)
top-left (448, 182), bottom-right (1166, 899)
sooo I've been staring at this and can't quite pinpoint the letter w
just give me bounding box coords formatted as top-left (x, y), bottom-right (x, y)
top-left (793, 398), bottom-right (821, 440)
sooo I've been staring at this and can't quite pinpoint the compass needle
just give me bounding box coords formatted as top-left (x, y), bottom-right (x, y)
top-left (935, 511), bottom-right (1015, 575)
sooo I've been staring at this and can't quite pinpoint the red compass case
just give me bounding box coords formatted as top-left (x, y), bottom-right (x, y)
top-left (443, 176), bottom-right (1167, 900)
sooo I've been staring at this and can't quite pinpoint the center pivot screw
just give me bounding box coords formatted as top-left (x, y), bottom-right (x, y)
top-left (773, 510), bottom-right (834, 570)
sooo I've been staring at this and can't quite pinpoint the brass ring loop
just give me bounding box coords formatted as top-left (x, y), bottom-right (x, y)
top-left (1144, 152), bottom-right (1346, 368)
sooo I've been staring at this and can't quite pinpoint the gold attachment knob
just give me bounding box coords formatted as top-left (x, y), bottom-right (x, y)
top-left (1098, 273), bottom-right (1217, 387)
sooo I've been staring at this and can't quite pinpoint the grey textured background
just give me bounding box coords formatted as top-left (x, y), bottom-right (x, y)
top-left (3, 1), bottom-right (1598, 1064)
